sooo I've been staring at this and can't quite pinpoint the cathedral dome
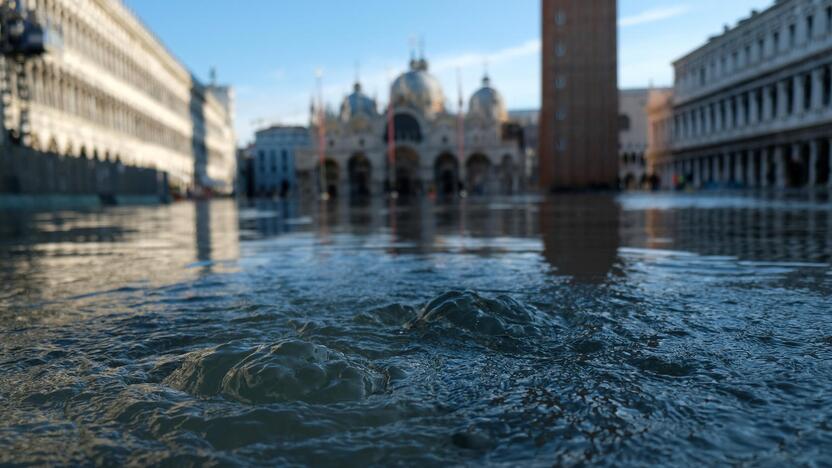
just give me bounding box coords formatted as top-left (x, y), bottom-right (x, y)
top-left (468, 75), bottom-right (507, 123)
top-left (340, 82), bottom-right (378, 122)
top-left (390, 57), bottom-right (445, 117)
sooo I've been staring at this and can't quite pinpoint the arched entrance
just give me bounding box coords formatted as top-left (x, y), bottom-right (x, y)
top-left (434, 153), bottom-right (459, 197)
top-left (498, 155), bottom-right (515, 194)
top-left (390, 147), bottom-right (421, 196)
top-left (348, 153), bottom-right (372, 197)
top-left (318, 158), bottom-right (340, 197)
top-left (466, 154), bottom-right (492, 196)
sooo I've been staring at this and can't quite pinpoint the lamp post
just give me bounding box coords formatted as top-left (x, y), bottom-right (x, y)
top-left (0, 0), bottom-right (48, 146)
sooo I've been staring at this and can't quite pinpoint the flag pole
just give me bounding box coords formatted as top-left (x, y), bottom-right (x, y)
top-left (316, 69), bottom-right (329, 202)
top-left (387, 68), bottom-right (397, 199)
top-left (457, 68), bottom-right (467, 198)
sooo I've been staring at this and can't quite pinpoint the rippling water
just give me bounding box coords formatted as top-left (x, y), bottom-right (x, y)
top-left (1, 194), bottom-right (831, 466)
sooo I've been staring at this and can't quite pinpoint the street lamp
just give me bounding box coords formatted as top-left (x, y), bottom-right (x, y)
top-left (0, 0), bottom-right (51, 146)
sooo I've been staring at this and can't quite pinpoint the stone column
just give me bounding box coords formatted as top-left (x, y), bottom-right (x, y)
top-left (763, 85), bottom-right (774, 121)
top-left (737, 98), bottom-right (747, 128)
top-left (828, 138), bottom-right (832, 189)
top-left (735, 151), bottom-right (745, 186)
top-left (777, 80), bottom-right (789, 119)
top-left (809, 140), bottom-right (819, 187)
top-left (725, 98), bottom-right (735, 131)
top-left (794, 75), bottom-right (805, 116)
top-left (703, 156), bottom-right (711, 184)
top-left (748, 91), bottom-right (759, 126)
top-left (775, 146), bottom-right (787, 189)
top-left (712, 155), bottom-right (722, 184)
top-left (704, 105), bottom-right (712, 135)
top-left (722, 153), bottom-right (735, 183)
top-left (812, 68), bottom-right (824, 111)
top-left (747, 150), bottom-right (757, 188)
top-left (693, 158), bottom-right (701, 187)
top-left (761, 148), bottom-right (771, 188)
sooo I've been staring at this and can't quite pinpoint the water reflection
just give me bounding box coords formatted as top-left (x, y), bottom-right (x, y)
top-left (1, 194), bottom-right (831, 466)
top-left (539, 195), bottom-right (621, 282)
top-left (2, 194), bottom-right (831, 305)
top-left (0, 201), bottom-right (241, 311)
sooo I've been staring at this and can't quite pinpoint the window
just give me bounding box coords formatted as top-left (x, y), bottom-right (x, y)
top-left (773, 31), bottom-right (780, 52)
top-left (556, 10), bottom-right (566, 26)
top-left (619, 114), bottom-right (631, 131)
top-left (758, 39), bottom-right (765, 60)
top-left (556, 76), bottom-right (567, 89)
top-left (556, 43), bottom-right (566, 57)
top-left (789, 24), bottom-right (796, 46)
top-left (827, 6), bottom-right (832, 33)
top-left (281, 150), bottom-right (288, 172)
top-left (807, 15), bottom-right (814, 40)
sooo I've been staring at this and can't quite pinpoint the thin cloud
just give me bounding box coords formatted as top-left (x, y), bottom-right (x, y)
top-left (619, 5), bottom-right (690, 27)
top-left (317, 38), bottom-right (541, 101)
top-left (432, 39), bottom-right (541, 72)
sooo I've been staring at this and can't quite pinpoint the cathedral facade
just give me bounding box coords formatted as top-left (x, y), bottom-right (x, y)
top-left (297, 56), bottom-right (524, 198)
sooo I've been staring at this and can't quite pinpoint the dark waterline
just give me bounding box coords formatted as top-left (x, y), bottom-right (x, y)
top-left (1, 194), bottom-right (831, 466)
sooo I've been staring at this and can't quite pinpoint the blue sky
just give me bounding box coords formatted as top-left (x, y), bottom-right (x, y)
top-left (126, 0), bottom-right (774, 143)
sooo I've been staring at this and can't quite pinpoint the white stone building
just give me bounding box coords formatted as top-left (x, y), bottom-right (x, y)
top-left (296, 56), bottom-right (524, 198)
top-left (252, 125), bottom-right (309, 197)
top-left (656, 0), bottom-right (832, 190)
top-left (0, 0), bottom-right (236, 194)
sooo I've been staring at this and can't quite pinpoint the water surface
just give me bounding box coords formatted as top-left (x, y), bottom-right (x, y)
top-left (1, 194), bottom-right (831, 466)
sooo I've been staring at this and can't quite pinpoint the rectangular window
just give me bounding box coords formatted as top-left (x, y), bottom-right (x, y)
top-left (827, 6), bottom-right (832, 33)
top-left (773, 31), bottom-right (780, 52)
top-left (807, 15), bottom-right (814, 40)
top-left (789, 24), bottom-right (796, 46)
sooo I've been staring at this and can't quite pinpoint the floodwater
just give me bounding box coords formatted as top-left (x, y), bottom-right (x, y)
top-left (0, 193), bottom-right (831, 466)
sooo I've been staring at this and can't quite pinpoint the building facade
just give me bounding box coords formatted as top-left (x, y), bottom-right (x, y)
top-left (655, 0), bottom-right (832, 190)
top-left (645, 88), bottom-right (675, 184)
top-left (508, 109), bottom-right (539, 191)
top-left (0, 0), bottom-right (236, 195)
top-left (297, 56), bottom-right (524, 198)
top-left (540, 0), bottom-right (619, 190)
top-left (618, 88), bottom-right (650, 189)
top-left (252, 126), bottom-right (308, 197)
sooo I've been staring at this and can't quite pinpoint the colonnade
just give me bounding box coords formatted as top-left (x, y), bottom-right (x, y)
top-left (659, 137), bottom-right (832, 189)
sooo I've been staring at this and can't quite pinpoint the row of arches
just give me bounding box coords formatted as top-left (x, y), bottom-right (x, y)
top-left (35, 0), bottom-right (191, 118)
top-left (317, 151), bottom-right (517, 198)
top-left (24, 60), bottom-right (191, 156)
